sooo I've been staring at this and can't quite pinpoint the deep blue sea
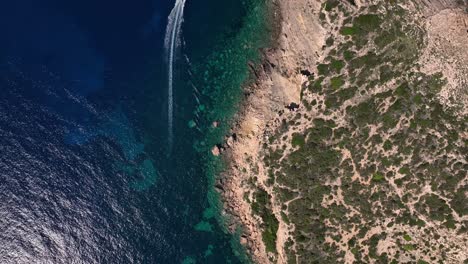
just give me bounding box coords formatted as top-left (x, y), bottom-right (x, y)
top-left (0, 0), bottom-right (271, 263)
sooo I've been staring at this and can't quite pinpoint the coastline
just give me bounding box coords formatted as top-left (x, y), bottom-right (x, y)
top-left (217, 0), bottom-right (468, 263)
top-left (186, 0), bottom-right (283, 262)
top-left (216, 0), bottom-right (326, 262)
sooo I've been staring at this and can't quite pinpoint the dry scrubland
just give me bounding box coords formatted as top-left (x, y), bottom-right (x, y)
top-left (219, 0), bottom-right (467, 263)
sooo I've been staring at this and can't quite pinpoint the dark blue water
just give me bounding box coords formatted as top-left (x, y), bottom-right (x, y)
top-left (0, 0), bottom-right (259, 263)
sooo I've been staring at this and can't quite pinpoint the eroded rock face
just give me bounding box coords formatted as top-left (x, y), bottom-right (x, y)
top-left (419, 7), bottom-right (468, 115)
top-left (219, 0), bottom-right (326, 263)
top-left (418, 0), bottom-right (467, 14)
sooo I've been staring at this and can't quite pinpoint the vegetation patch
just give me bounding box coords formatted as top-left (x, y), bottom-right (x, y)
top-left (340, 26), bottom-right (358, 35)
top-left (259, 1), bottom-right (467, 263)
top-left (330, 76), bottom-right (344, 89)
top-left (372, 172), bottom-right (385, 181)
top-left (291, 133), bottom-right (305, 148)
top-left (251, 188), bottom-right (279, 253)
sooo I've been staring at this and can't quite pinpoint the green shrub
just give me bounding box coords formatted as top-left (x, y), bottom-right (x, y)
top-left (374, 30), bottom-right (398, 48)
top-left (330, 76), bottom-right (344, 89)
top-left (372, 172), bottom-right (385, 181)
top-left (402, 244), bottom-right (414, 251)
top-left (317, 64), bottom-right (330, 76)
top-left (383, 140), bottom-right (392, 151)
top-left (340, 26), bottom-right (358, 35)
top-left (252, 188), bottom-right (279, 253)
top-left (336, 86), bottom-right (357, 101)
top-left (308, 126), bottom-right (333, 143)
top-left (324, 0), bottom-right (339, 11)
top-left (262, 216), bottom-right (279, 252)
top-left (418, 194), bottom-right (451, 221)
top-left (349, 101), bottom-right (378, 126)
top-left (292, 133), bottom-right (306, 147)
top-left (350, 52), bottom-right (380, 70)
top-left (413, 93), bottom-right (423, 104)
top-left (343, 50), bottom-right (355, 61)
top-left (309, 77), bottom-right (324, 92)
top-left (394, 83), bottom-right (410, 98)
top-left (354, 14), bottom-right (381, 32)
top-left (331, 59), bottom-right (345, 72)
top-left (379, 65), bottom-right (394, 83)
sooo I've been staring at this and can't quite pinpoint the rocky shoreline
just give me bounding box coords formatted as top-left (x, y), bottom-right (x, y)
top-left (215, 0), bottom-right (326, 262)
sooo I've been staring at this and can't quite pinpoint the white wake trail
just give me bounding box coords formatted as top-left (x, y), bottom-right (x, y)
top-left (164, 0), bottom-right (187, 151)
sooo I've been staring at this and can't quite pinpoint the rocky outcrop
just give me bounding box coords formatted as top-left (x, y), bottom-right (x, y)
top-left (418, 0), bottom-right (468, 115)
top-left (417, 0), bottom-right (467, 14)
top-left (218, 0), bottom-right (325, 263)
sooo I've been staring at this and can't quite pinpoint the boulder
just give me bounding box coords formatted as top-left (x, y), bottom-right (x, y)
top-left (211, 145), bottom-right (220, 156)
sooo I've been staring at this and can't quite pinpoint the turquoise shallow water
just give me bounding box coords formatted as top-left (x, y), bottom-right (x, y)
top-left (0, 0), bottom-right (272, 263)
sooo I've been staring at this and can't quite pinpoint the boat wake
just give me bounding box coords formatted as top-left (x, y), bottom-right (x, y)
top-left (164, 0), bottom-right (187, 151)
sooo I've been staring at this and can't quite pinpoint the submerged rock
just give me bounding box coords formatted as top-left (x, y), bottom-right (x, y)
top-left (188, 120), bottom-right (196, 128)
top-left (211, 144), bottom-right (225, 156)
top-left (211, 146), bottom-right (220, 156)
